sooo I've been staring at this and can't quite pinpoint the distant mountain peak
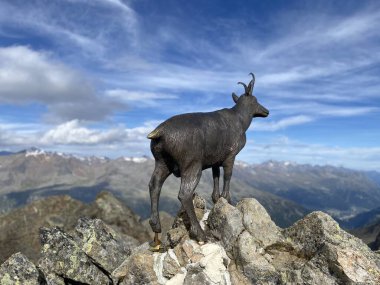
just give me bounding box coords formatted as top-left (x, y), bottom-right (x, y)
top-left (121, 156), bottom-right (150, 163)
top-left (24, 147), bottom-right (47, 157)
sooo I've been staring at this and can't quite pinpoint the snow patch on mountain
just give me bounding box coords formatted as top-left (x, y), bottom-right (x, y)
top-left (123, 157), bottom-right (148, 163)
top-left (25, 148), bottom-right (47, 157)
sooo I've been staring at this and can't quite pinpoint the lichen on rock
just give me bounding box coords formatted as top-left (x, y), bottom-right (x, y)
top-left (74, 217), bottom-right (133, 274)
top-left (38, 227), bottom-right (111, 284)
top-left (0, 252), bottom-right (42, 285)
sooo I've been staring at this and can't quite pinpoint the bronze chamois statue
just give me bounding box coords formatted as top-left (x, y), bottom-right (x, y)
top-left (147, 73), bottom-right (269, 250)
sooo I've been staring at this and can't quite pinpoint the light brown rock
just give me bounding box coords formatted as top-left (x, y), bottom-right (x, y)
top-left (237, 198), bottom-right (282, 247)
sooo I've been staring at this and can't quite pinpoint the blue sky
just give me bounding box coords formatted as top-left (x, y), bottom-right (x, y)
top-left (0, 0), bottom-right (379, 170)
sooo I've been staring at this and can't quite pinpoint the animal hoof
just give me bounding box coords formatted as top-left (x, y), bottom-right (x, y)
top-left (149, 239), bottom-right (162, 252)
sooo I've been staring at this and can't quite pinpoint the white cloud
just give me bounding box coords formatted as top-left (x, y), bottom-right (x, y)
top-left (102, 0), bottom-right (135, 14)
top-left (251, 115), bottom-right (314, 131)
top-left (40, 120), bottom-right (125, 145)
top-left (40, 119), bottom-right (160, 146)
top-left (0, 46), bottom-right (126, 121)
top-left (326, 10), bottom-right (380, 40)
top-left (319, 107), bottom-right (378, 117)
top-left (0, 119), bottom-right (159, 153)
top-left (0, 0), bottom-right (137, 58)
top-left (0, 46), bottom-right (91, 104)
top-left (105, 89), bottom-right (177, 106)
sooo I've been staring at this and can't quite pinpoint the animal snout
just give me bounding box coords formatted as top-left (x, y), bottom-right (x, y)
top-left (255, 104), bottom-right (270, 118)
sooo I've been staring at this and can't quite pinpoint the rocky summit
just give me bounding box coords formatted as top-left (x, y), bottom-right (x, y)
top-left (0, 195), bottom-right (379, 285)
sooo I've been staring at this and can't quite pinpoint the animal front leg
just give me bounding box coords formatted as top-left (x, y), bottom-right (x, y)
top-left (211, 166), bottom-right (220, 203)
top-left (149, 162), bottom-right (170, 233)
top-left (178, 167), bottom-right (206, 242)
top-left (221, 158), bottom-right (235, 204)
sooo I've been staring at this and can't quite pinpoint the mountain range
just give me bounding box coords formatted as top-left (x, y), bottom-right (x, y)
top-left (1, 148), bottom-right (380, 232)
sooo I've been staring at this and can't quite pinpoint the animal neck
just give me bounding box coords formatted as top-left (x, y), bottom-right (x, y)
top-left (231, 102), bottom-right (253, 132)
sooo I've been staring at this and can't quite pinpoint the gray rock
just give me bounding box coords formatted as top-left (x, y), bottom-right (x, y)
top-left (166, 271), bottom-right (187, 285)
top-left (114, 250), bottom-right (158, 285)
top-left (0, 252), bottom-right (41, 285)
top-left (38, 227), bottom-right (110, 284)
top-left (182, 242), bottom-right (231, 285)
top-left (237, 198), bottom-right (282, 247)
top-left (234, 231), bottom-right (279, 284)
top-left (193, 193), bottom-right (206, 210)
top-left (74, 217), bottom-right (132, 274)
top-left (184, 264), bottom-right (213, 285)
top-left (228, 260), bottom-right (252, 285)
top-left (207, 198), bottom-right (244, 253)
top-left (284, 211), bottom-right (380, 284)
top-left (162, 249), bottom-right (181, 278)
top-left (42, 272), bottom-right (66, 285)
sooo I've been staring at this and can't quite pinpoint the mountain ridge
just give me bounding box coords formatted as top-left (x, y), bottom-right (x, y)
top-left (1, 148), bottom-right (380, 230)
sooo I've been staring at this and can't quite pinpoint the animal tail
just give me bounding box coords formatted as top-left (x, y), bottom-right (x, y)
top-left (147, 126), bottom-right (163, 139)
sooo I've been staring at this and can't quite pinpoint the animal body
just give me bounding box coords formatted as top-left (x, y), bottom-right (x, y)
top-left (147, 73), bottom-right (269, 242)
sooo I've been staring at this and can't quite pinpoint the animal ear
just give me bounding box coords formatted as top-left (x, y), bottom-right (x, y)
top-left (232, 92), bottom-right (239, 103)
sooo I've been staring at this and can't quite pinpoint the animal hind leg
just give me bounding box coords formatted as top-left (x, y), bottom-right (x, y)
top-left (149, 161), bottom-right (171, 233)
top-left (211, 166), bottom-right (220, 203)
top-left (221, 157), bottom-right (235, 204)
top-left (178, 166), bottom-right (206, 242)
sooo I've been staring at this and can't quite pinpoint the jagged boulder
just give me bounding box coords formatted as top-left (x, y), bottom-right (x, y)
top-left (233, 230), bottom-right (279, 284)
top-left (236, 198), bottom-right (282, 247)
top-left (208, 198), bottom-right (244, 253)
top-left (74, 217), bottom-right (134, 274)
top-left (38, 227), bottom-right (111, 284)
top-left (0, 253), bottom-right (42, 285)
top-left (113, 246), bottom-right (158, 285)
top-left (283, 211), bottom-right (380, 284)
top-left (182, 241), bottom-right (231, 285)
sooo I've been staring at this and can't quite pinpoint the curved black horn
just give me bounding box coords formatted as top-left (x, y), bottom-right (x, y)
top-left (247, 73), bottom-right (255, 95)
top-left (237, 82), bottom-right (249, 94)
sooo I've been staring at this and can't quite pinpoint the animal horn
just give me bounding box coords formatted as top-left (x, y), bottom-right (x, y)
top-left (237, 82), bottom-right (249, 94)
top-left (247, 73), bottom-right (255, 95)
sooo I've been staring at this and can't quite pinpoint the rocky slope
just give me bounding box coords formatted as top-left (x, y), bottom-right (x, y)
top-left (0, 191), bottom-right (150, 264)
top-left (1, 195), bottom-right (379, 285)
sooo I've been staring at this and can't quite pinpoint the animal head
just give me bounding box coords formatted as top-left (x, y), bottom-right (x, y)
top-left (232, 73), bottom-right (269, 118)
